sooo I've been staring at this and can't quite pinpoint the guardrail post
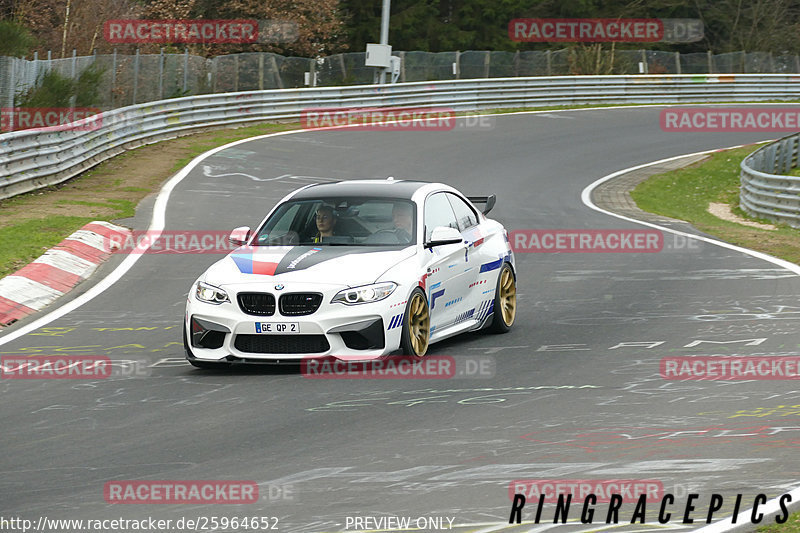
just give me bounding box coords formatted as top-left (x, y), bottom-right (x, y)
top-left (211, 57), bottom-right (218, 93)
top-left (340, 53), bottom-right (348, 82)
top-left (483, 51), bottom-right (490, 78)
top-left (158, 48), bottom-right (164, 100)
top-left (258, 53), bottom-right (264, 90)
top-left (183, 48), bottom-right (188, 93)
top-left (707, 50), bottom-right (713, 73)
top-left (269, 55), bottom-right (283, 89)
top-left (8, 58), bottom-right (15, 130)
top-left (133, 48), bottom-right (140, 105)
top-left (675, 51), bottom-right (680, 74)
top-left (111, 48), bottom-right (117, 107)
top-left (234, 55), bottom-right (239, 92)
top-left (546, 50), bottom-right (551, 76)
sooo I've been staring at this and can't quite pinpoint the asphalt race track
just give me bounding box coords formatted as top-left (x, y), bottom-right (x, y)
top-left (2, 106), bottom-right (799, 532)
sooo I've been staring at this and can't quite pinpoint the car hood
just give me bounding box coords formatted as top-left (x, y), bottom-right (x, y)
top-left (203, 245), bottom-right (416, 288)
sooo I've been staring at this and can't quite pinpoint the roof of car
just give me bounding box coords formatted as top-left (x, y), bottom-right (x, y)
top-left (291, 179), bottom-right (434, 200)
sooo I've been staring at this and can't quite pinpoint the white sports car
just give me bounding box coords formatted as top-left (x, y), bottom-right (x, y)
top-left (184, 179), bottom-right (516, 366)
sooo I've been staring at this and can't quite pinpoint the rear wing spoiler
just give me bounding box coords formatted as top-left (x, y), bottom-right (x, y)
top-left (467, 195), bottom-right (496, 215)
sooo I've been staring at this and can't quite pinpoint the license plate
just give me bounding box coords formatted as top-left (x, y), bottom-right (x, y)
top-left (255, 322), bottom-right (299, 334)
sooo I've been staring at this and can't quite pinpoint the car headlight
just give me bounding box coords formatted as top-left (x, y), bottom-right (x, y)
top-left (332, 282), bottom-right (397, 305)
top-left (195, 281), bottom-right (230, 304)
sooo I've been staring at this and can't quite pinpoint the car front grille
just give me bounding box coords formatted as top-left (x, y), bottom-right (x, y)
top-left (238, 292), bottom-right (276, 316)
top-left (234, 334), bottom-right (330, 354)
top-left (279, 293), bottom-right (323, 316)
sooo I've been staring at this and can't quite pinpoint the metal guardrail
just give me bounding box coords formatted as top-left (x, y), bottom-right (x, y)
top-left (4, 73), bottom-right (800, 200)
top-left (741, 132), bottom-right (800, 227)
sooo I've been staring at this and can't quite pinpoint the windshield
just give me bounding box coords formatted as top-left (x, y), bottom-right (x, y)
top-left (254, 197), bottom-right (416, 246)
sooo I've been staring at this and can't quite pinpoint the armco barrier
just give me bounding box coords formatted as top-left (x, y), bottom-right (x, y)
top-left (740, 132), bottom-right (800, 227)
top-left (4, 74), bottom-right (800, 200)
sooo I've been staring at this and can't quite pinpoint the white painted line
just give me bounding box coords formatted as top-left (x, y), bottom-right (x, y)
top-left (87, 221), bottom-right (126, 231)
top-left (468, 524), bottom-right (514, 533)
top-left (581, 148), bottom-right (800, 533)
top-left (63, 229), bottom-right (108, 253)
top-left (0, 110), bottom-right (782, 351)
top-left (0, 127), bottom-right (328, 346)
top-left (581, 148), bottom-right (800, 277)
top-left (0, 276), bottom-right (63, 310)
top-left (33, 249), bottom-right (97, 278)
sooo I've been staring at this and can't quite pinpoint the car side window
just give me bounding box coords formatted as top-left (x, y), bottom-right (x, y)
top-left (424, 193), bottom-right (459, 241)
top-left (447, 193), bottom-right (479, 231)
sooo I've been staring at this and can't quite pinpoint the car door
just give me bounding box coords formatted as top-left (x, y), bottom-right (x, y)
top-left (423, 192), bottom-right (471, 334)
top-left (446, 193), bottom-right (486, 313)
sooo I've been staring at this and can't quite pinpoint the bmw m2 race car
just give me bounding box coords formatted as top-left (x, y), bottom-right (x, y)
top-left (184, 179), bottom-right (516, 366)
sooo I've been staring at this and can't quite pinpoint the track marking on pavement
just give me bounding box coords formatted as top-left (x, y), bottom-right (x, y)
top-left (0, 128), bottom-right (315, 347)
top-left (0, 106), bottom-right (786, 346)
top-left (581, 150), bottom-right (800, 532)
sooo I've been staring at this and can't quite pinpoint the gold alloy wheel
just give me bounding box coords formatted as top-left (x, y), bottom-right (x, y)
top-left (408, 292), bottom-right (430, 355)
top-left (499, 268), bottom-right (517, 326)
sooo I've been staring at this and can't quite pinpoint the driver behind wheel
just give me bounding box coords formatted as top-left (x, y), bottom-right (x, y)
top-left (391, 202), bottom-right (413, 243)
top-left (313, 205), bottom-right (338, 243)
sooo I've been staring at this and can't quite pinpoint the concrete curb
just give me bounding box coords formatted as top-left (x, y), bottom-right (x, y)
top-left (0, 221), bottom-right (131, 326)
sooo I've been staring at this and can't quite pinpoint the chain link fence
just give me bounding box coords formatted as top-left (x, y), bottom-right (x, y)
top-left (3, 49), bottom-right (800, 112)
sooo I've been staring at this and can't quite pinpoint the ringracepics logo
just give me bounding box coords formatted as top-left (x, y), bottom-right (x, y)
top-left (300, 107), bottom-right (495, 132)
top-left (103, 19), bottom-right (298, 44)
top-left (104, 481), bottom-right (258, 504)
top-left (661, 107), bottom-right (800, 132)
top-left (301, 355), bottom-right (495, 379)
top-left (0, 107), bottom-right (101, 132)
top-left (511, 230), bottom-right (663, 253)
top-left (508, 18), bottom-right (702, 43)
top-left (509, 492), bottom-right (793, 525)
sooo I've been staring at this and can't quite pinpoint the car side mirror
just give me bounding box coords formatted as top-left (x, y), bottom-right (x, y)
top-left (425, 226), bottom-right (463, 248)
top-left (228, 226), bottom-right (251, 246)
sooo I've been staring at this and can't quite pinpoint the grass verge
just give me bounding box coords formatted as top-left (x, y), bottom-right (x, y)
top-left (759, 512), bottom-right (800, 532)
top-left (631, 148), bottom-right (800, 533)
top-left (630, 145), bottom-right (800, 265)
top-left (0, 122), bottom-right (293, 278)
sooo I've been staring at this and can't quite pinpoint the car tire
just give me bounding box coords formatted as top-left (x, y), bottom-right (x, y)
top-left (184, 325), bottom-right (229, 369)
top-left (400, 287), bottom-right (430, 356)
top-left (490, 263), bottom-right (516, 333)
